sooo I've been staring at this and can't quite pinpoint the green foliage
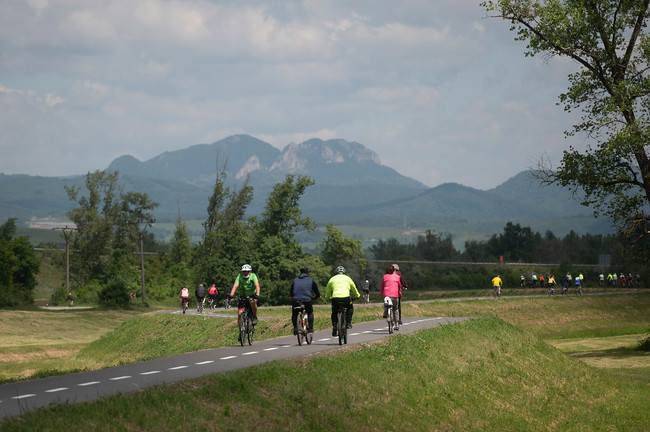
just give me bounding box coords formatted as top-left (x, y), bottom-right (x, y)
top-left (65, 170), bottom-right (157, 289)
top-left (168, 215), bottom-right (191, 265)
top-left (256, 174), bottom-right (315, 239)
top-left (0, 219), bottom-right (40, 306)
top-left (319, 223), bottom-right (366, 270)
top-left (98, 279), bottom-right (131, 308)
top-left (483, 0), bottom-right (650, 253)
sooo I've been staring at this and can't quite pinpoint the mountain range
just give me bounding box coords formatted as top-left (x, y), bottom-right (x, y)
top-left (0, 134), bottom-right (612, 244)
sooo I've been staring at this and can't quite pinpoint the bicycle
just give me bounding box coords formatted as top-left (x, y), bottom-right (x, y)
top-left (197, 298), bottom-right (204, 314)
top-left (224, 297), bottom-right (231, 309)
top-left (294, 301), bottom-right (313, 346)
top-left (384, 296), bottom-right (399, 334)
top-left (208, 296), bottom-right (216, 310)
top-left (493, 285), bottom-right (501, 299)
top-left (237, 297), bottom-right (255, 346)
top-left (547, 285), bottom-right (555, 296)
top-left (334, 301), bottom-right (349, 345)
top-left (362, 292), bottom-right (370, 304)
top-left (180, 298), bottom-right (189, 314)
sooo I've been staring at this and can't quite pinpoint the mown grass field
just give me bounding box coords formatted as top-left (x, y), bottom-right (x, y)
top-left (1, 293), bottom-right (649, 431)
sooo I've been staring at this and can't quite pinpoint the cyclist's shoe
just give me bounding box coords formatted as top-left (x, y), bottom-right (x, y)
top-left (237, 334), bottom-right (241, 342)
top-left (308, 328), bottom-right (314, 333)
top-left (395, 325), bottom-right (400, 331)
top-left (398, 320), bottom-right (403, 325)
top-left (346, 324), bottom-right (352, 329)
top-left (252, 316), bottom-right (258, 326)
top-left (293, 326), bottom-right (299, 335)
top-left (332, 327), bottom-right (337, 336)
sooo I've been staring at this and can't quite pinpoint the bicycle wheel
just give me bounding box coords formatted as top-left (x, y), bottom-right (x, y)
top-left (246, 312), bottom-right (254, 345)
top-left (239, 310), bottom-right (247, 347)
top-left (296, 311), bottom-right (304, 346)
top-left (304, 313), bottom-right (312, 345)
top-left (387, 308), bottom-right (393, 334)
top-left (337, 310), bottom-right (345, 345)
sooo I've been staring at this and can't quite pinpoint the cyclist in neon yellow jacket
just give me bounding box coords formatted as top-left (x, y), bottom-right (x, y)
top-left (325, 266), bottom-right (360, 336)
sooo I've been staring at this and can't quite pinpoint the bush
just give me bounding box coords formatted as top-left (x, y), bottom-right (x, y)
top-left (98, 279), bottom-right (131, 308)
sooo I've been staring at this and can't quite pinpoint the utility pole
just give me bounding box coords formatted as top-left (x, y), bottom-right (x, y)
top-left (52, 226), bottom-right (77, 294)
top-left (130, 219), bottom-right (155, 305)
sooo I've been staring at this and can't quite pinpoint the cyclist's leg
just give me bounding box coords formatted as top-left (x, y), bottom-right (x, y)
top-left (345, 298), bottom-right (354, 329)
top-left (330, 301), bottom-right (338, 335)
top-left (250, 298), bottom-right (258, 325)
top-left (305, 302), bottom-right (314, 332)
top-left (291, 301), bottom-right (300, 334)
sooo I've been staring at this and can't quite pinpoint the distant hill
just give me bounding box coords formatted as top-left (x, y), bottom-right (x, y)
top-left (0, 134), bottom-right (614, 242)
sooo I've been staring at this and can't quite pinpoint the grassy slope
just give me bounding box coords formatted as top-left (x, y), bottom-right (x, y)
top-left (1, 316), bottom-right (648, 431)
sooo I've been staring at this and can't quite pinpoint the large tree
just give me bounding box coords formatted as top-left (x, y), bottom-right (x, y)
top-left (483, 1), bottom-right (650, 244)
top-left (65, 170), bottom-right (158, 286)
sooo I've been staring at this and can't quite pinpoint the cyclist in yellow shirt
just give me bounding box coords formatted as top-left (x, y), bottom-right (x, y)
top-left (491, 275), bottom-right (503, 298)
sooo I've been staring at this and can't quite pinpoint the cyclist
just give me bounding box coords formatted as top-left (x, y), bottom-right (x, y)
top-left (392, 263), bottom-right (408, 325)
top-left (381, 265), bottom-right (401, 330)
top-left (195, 283), bottom-right (206, 311)
top-left (67, 292), bottom-right (74, 307)
top-left (290, 266), bottom-right (321, 335)
top-left (491, 274), bottom-right (503, 298)
top-left (325, 266), bottom-right (360, 336)
top-left (229, 264), bottom-right (261, 330)
top-left (179, 285), bottom-right (190, 310)
top-left (362, 279), bottom-right (370, 303)
top-left (208, 284), bottom-right (218, 308)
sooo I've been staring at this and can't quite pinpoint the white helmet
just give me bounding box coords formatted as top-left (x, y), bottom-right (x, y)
top-left (336, 265), bottom-right (346, 274)
top-left (241, 264), bottom-right (252, 272)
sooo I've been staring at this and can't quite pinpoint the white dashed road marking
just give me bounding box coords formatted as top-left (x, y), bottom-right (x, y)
top-left (220, 356), bottom-right (236, 360)
top-left (195, 361), bottom-right (214, 365)
top-left (45, 388), bottom-right (68, 393)
top-left (78, 381), bottom-right (100, 387)
top-left (168, 366), bottom-right (188, 370)
top-left (110, 376), bottom-right (131, 381)
top-left (140, 371), bottom-right (160, 376)
top-left (11, 394), bottom-right (35, 400)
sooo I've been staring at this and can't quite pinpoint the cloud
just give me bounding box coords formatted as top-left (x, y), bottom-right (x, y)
top-left (0, 0), bottom-right (588, 189)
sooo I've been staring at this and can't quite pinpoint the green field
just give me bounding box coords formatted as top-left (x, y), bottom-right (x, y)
top-left (1, 293), bottom-right (649, 430)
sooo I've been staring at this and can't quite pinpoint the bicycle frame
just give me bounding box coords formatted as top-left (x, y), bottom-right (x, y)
top-left (238, 297), bottom-right (255, 346)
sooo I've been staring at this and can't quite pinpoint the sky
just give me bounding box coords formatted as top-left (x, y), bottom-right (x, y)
top-left (0, 0), bottom-right (588, 190)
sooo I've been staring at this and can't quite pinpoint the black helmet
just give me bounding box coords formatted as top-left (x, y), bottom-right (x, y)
top-left (300, 266), bottom-right (310, 274)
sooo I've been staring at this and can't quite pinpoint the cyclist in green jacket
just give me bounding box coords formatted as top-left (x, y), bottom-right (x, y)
top-left (325, 266), bottom-right (360, 336)
top-left (229, 264), bottom-right (261, 329)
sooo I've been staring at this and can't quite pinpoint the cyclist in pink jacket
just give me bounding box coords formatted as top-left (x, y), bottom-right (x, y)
top-left (381, 265), bottom-right (402, 329)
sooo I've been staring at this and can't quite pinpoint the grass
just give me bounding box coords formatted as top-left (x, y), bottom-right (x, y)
top-left (1, 316), bottom-right (648, 431)
top-left (1, 293), bottom-right (649, 430)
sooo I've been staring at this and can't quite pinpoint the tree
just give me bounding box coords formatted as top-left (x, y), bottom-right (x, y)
top-left (257, 174), bottom-right (315, 240)
top-left (487, 222), bottom-right (540, 262)
top-left (169, 214), bottom-right (192, 265)
top-left (483, 1), bottom-right (650, 248)
top-left (414, 230), bottom-right (459, 261)
top-left (65, 170), bottom-right (158, 287)
top-left (319, 223), bottom-right (366, 274)
top-left (0, 219), bottom-right (40, 306)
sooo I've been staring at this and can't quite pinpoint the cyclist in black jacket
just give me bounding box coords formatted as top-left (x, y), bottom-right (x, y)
top-left (290, 266), bottom-right (321, 334)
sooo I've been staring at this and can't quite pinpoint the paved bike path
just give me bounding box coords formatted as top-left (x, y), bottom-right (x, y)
top-left (0, 316), bottom-right (467, 419)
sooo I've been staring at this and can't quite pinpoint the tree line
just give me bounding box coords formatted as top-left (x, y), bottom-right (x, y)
top-left (370, 221), bottom-right (647, 268)
top-left (43, 166), bottom-right (364, 307)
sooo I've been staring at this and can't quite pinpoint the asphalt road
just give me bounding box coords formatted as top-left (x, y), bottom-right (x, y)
top-left (0, 316), bottom-right (467, 419)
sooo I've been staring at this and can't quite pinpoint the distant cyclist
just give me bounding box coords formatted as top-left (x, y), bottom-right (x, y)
top-left (179, 285), bottom-right (190, 310)
top-left (195, 283), bottom-right (206, 311)
top-left (325, 266), bottom-right (360, 336)
top-left (290, 266), bottom-right (321, 334)
top-left (381, 265), bottom-right (401, 330)
top-left (362, 279), bottom-right (370, 303)
top-left (208, 284), bottom-right (218, 307)
top-left (491, 275), bottom-right (503, 298)
top-left (229, 264), bottom-right (261, 329)
top-left (392, 263), bottom-right (408, 325)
